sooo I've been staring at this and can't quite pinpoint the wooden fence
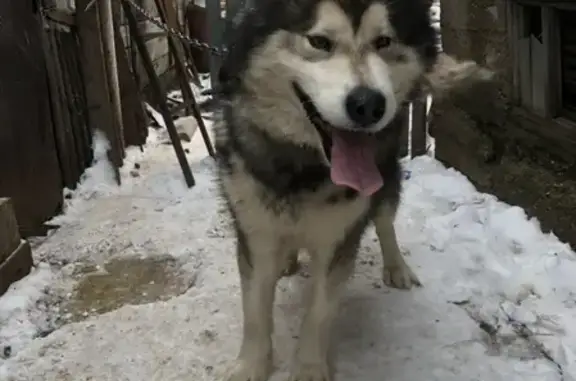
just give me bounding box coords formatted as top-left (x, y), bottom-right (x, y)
top-left (400, 97), bottom-right (430, 159)
top-left (0, 1), bottom-right (64, 236)
top-left (0, 2), bottom-right (150, 236)
top-left (42, 17), bottom-right (93, 190)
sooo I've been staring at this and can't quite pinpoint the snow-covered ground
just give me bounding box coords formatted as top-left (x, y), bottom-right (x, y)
top-left (2, 90), bottom-right (576, 380)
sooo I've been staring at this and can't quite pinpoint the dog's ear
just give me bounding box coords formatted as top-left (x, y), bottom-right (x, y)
top-left (422, 53), bottom-right (495, 99)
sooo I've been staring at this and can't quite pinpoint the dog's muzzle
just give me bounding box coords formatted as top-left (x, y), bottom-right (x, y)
top-left (292, 81), bottom-right (385, 197)
top-left (345, 86), bottom-right (387, 128)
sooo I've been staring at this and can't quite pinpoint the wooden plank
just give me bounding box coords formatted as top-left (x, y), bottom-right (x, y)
top-left (48, 25), bottom-right (83, 186)
top-left (54, 29), bottom-right (87, 180)
top-left (113, 14), bottom-right (149, 147)
top-left (40, 24), bottom-right (77, 188)
top-left (560, 10), bottom-right (576, 115)
top-left (506, 1), bottom-right (521, 102)
top-left (0, 199), bottom-right (20, 264)
top-left (54, 28), bottom-right (85, 183)
top-left (410, 98), bottom-right (428, 157)
top-left (99, 0), bottom-right (126, 156)
top-left (398, 105), bottom-right (410, 158)
top-left (76, 0), bottom-right (123, 184)
top-left (0, 241), bottom-right (33, 297)
top-left (531, 35), bottom-right (547, 116)
top-left (67, 31), bottom-right (94, 168)
top-left (544, 7), bottom-right (563, 116)
top-left (0, 197), bottom-right (33, 294)
top-left (518, 37), bottom-right (533, 109)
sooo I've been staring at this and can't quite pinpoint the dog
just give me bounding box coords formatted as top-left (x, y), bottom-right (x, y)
top-left (213, 0), bottom-right (491, 380)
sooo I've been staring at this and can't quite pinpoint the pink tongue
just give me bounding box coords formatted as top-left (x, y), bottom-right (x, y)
top-left (330, 130), bottom-right (383, 196)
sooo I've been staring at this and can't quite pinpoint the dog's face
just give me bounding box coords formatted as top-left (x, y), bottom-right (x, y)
top-left (220, 0), bottom-right (491, 196)
top-left (285, 0), bottom-right (433, 133)
top-left (222, 0), bottom-right (437, 133)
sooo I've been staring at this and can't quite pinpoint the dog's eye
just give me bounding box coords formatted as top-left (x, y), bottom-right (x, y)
top-left (306, 35), bottom-right (334, 52)
top-left (372, 36), bottom-right (392, 50)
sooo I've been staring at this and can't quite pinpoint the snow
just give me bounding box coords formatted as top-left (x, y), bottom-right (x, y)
top-left (1, 96), bottom-right (576, 381)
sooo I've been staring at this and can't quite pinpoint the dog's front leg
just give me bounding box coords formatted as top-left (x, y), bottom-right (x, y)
top-left (373, 203), bottom-right (421, 289)
top-left (226, 233), bottom-right (282, 381)
top-left (290, 244), bottom-right (357, 381)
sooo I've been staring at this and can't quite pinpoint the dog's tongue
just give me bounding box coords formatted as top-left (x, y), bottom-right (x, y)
top-left (330, 130), bottom-right (383, 196)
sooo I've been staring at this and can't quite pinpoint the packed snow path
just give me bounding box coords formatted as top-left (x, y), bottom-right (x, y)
top-left (1, 123), bottom-right (575, 381)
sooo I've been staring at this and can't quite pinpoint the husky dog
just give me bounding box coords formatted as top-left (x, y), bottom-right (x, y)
top-left (214, 0), bottom-right (491, 380)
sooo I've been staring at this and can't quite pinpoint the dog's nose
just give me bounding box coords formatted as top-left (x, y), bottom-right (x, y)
top-left (345, 86), bottom-right (386, 127)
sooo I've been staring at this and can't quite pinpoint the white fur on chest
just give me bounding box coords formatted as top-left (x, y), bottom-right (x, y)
top-left (221, 155), bottom-right (371, 253)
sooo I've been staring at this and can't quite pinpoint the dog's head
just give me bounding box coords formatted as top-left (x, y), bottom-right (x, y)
top-left (219, 0), bottom-right (489, 194)
top-left (221, 0), bottom-right (437, 128)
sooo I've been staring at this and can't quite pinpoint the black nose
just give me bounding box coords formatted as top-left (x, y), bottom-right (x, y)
top-left (345, 86), bottom-right (386, 127)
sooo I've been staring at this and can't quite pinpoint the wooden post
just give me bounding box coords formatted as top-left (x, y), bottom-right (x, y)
top-left (59, 31), bottom-right (93, 170)
top-left (410, 94), bottom-right (429, 157)
top-left (40, 23), bottom-right (77, 188)
top-left (206, 0), bottom-right (224, 87)
top-left (153, 0), bottom-right (216, 157)
top-left (99, 0), bottom-right (126, 155)
top-left (0, 199), bottom-right (33, 296)
top-left (111, 2), bottom-right (149, 147)
top-left (398, 104), bottom-right (410, 158)
top-left (76, 0), bottom-right (122, 184)
top-left (123, 0), bottom-right (196, 187)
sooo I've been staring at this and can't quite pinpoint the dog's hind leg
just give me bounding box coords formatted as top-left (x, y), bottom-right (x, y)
top-left (226, 231), bottom-right (284, 381)
top-left (289, 242), bottom-right (357, 381)
top-left (373, 203), bottom-right (421, 289)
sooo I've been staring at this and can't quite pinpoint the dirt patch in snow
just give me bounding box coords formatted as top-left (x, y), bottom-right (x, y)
top-left (62, 255), bottom-right (196, 322)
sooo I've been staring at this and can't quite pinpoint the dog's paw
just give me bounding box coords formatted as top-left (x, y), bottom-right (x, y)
top-left (289, 362), bottom-right (330, 381)
top-left (225, 357), bottom-right (272, 381)
top-left (382, 263), bottom-right (422, 290)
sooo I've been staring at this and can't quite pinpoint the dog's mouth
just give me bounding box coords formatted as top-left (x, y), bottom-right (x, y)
top-left (292, 82), bottom-right (383, 196)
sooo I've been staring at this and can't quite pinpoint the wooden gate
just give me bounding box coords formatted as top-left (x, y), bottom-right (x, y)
top-left (0, 0), bottom-right (63, 236)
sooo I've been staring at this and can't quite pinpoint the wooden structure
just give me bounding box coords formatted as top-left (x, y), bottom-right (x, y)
top-left (431, 0), bottom-right (576, 246)
top-left (0, 199), bottom-right (33, 296)
top-left (0, 0), bottom-right (214, 237)
top-left (0, 0), bottom-right (65, 237)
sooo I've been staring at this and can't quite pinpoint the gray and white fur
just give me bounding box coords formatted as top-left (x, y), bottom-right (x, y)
top-left (212, 0), bottom-right (487, 380)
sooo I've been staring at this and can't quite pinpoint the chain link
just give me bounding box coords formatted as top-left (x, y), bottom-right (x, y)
top-left (123, 0), bottom-right (228, 56)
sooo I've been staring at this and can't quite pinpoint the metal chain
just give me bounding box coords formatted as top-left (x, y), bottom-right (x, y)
top-left (123, 0), bottom-right (228, 56)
